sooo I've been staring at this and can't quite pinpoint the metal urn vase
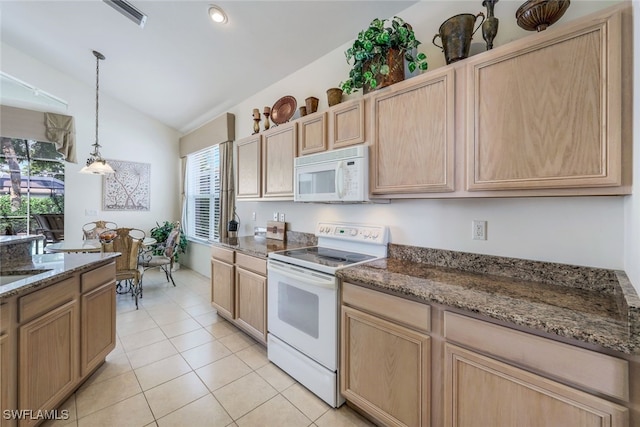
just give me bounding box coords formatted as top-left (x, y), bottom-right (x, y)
top-left (482, 0), bottom-right (499, 50)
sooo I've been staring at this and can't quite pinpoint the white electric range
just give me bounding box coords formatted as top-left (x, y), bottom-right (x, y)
top-left (267, 222), bottom-right (388, 407)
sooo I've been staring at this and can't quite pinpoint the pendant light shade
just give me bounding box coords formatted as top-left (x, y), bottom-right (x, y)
top-left (79, 50), bottom-right (114, 175)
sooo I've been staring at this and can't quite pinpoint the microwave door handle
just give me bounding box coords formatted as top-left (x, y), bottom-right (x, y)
top-left (335, 161), bottom-right (346, 198)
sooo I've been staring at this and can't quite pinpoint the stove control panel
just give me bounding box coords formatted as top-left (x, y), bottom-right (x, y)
top-left (316, 222), bottom-right (388, 245)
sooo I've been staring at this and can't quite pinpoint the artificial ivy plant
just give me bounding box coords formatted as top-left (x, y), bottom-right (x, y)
top-left (340, 16), bottom-right (428, 94)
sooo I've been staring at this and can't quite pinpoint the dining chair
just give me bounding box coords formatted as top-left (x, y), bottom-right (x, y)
top-left (83, 220), bottom-right (117, 239)
top-left (139, 221), bottom-right (181, 287)
top-left (100, 227), bottom-right (145, 309)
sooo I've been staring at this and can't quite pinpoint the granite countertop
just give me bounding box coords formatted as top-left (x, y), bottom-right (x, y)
top-left (336, 245), bottom-right (640, 355)
top-left (0, 234), bottom-right (44, 246)
top-left (0, 252), bottom-right (120, 299)
top-left (213, 231), bottom-right (317, 259)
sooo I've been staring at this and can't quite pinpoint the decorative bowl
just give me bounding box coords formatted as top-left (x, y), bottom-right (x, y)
top-left (516, 0), bottom-right (570, 32)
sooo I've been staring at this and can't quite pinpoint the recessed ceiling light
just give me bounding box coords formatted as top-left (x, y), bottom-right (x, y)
top-left (208, 5), bottom-right (228, 24)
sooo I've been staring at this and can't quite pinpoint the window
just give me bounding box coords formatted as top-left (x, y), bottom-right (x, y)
top-left (0, 138), bottom-right (64, 235)
top-left (184, 145), bottom-right (220, 242)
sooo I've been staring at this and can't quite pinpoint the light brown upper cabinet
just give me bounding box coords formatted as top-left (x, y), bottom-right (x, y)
top-left (298, 111), bottom-right (327, 155)
top-left (235, 134), bottom-right (262, 199)
top-left (465, 6), bottom-right (628, 191)
top-left (370, 68), bottom-right (456, 196)
top-left (328, 99), bottom-right (366, 150)
top-left (262, 122), bottom-right (297, 199)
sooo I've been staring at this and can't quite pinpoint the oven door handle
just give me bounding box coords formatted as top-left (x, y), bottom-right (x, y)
top-left (268, 261), bottom-right (336, 289)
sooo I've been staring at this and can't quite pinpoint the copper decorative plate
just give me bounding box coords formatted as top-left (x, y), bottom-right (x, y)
top-left (271, 96), bottom-right (297, 125)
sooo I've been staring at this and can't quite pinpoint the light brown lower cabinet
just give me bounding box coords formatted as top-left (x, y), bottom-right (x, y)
top-left (211, 257), bottom-right (235, 319)
top-left (211, 247), bottom-right (267, 345)
top-left (235, 267), bottom-right (267, 343)
top-left (1, 262), bottom-right (116, 427)
top-left (444, 343), bottom-right (629, 427)
top-left (341, 282), bottom-right (431, 427)
top-left (19, 300), bottom-right (79, 427)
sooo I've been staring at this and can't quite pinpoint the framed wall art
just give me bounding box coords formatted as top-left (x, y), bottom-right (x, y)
top-left (102, 159), bottom-right (150, 211)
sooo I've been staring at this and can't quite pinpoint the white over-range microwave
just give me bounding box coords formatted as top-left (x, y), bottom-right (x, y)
top-left (294, 145), bottom-right (380, 203)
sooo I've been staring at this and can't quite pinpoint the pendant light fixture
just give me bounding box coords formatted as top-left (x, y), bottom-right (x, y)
top-left (79, 50), bottom-right (115, 175)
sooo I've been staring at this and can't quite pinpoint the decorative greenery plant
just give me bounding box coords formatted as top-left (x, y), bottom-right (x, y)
top-left (150, 221), bottom-right (188, 262)
top-left (341, 16), bottom-right (428, 94)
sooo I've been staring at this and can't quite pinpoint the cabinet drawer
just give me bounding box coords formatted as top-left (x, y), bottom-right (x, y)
top-left (212, 246), bottom-right (235, 264)
top-left (81, 262), bottom-right (116, 293)
top-left (444, 311), bottom-right (629, 401)
top-left (19, 276), bottom-right (79, 323)
top-left (0, 300), bottom-right (9, 334)
top-left (236, 253), bottom-right (266, 276)
top-left (342, 282), bottom-right (430, 333)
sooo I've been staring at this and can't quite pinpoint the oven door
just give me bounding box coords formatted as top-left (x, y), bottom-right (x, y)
top-left (267, 259), bottom-right (338, 371)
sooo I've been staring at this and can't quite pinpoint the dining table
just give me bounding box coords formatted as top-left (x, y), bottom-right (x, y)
top-left (44, 237), bottom-right (157, 253)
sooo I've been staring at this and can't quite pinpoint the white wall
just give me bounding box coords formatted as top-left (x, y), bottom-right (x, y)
top-left (1, 43), bottom-right (182, 237)
top-left (215, 0), bottom-right (632, 280)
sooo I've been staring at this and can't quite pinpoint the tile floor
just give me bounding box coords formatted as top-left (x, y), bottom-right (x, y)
top-left (44, 267), bottom-right (375, 427)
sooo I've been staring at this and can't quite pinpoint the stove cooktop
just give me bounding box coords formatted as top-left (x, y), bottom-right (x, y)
top-left (271, 246), bottom-right (377, 271)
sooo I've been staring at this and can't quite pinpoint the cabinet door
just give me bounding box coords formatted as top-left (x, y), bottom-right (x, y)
top-left (329, 99), bottom-right (365, 149)
top-left (465, 10), bottom-right (623, 191)
top-left (211, 258), bottom-right (235, 319)
top-left (444, 344), bottom-right (628, 427)
top-left (19, 301), bottom-right (79, 427)
top-left (262, 122), bottom-right (297, 198)
top-left (298, 112), bottom-right (327, 155)
top-left (341, 305), bottom-right (430, 427)
top-left (0, 333), bottom-right (9, 427)
top-left (235, 267), bottom-right (267, 344)
top-left (81, 282), bottom-right (116, 376)
top-left (371, 68), bottom-right (455, 195)
top-left (235, 135), bottom-right (262, 199)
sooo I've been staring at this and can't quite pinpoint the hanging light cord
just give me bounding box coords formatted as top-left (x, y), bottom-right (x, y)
top-left (92, 50), bottom-right (106, 160)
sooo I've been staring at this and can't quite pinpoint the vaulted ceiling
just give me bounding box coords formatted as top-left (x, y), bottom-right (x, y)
top-left (1, 1), bottom-right (416, 133)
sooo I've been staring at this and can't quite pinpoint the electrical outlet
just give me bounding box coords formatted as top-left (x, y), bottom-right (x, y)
top-left (273, 212), bottom-right (279, 221)
top-left (472, 220), bottom-right (487, 240)
top-left (278, 213), bottom-right (285, 222)
top-left (252, 212), bottom-right (257, 221)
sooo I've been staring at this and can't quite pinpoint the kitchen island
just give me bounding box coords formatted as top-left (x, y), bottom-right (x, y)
top-left (336, 244), bottom-right (640, 427)
top-left (1, 250), bottom-right (119, 427)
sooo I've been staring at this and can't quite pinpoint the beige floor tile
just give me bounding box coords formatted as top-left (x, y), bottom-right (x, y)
top-left (77, 393), bottom-right (154, 427)
top-left (213, 372), bottom-right (278, 419)
top-left (235, 344), bottom-right (269, 370)
top-left (158, 317), bottom-right (202, 338)
top-left (116, 316), bottom-right (158, 337)
top-left (181, 340), bottom-right (232, 370)
top-left (156, 394), bottom-right (232, 427)
top-left (148, 308), bottom-right (192, 326)
top-left (182, 302), bottom-right (215, 317)
top-left (218, 331), bottom-right (256, 352)
top-left (80, 352), bottom-right (132, 389)
top-left (315, 405), bottom-right (376, 427)
top-left (282, 383), bottom-right (331, 422)
top-left (207, 320), bottom-right (239, 339)
top-left (237, 394), bottom-right (311, 427)
top-left (169, 328), bottom-right (214, 352)
top-left (144, 372), bottom-right (209, 419)
top-left (170, 293), bottom-right (208, 308)
top-left (75, 371), bottom-right (141, 418)
top-left (256, 363), bottom-right (295, 392)
top-left (127, 339), bottom-right (178, 369)
top-left (195, 354), bottom-right (252, 391)
top-left (119, 327), bottom-right (167, 352)
top-left (134, 354), bottom-right (192, 390)
top-left (41, 394), bottom-right (77, 426)
top-left (194, 310), bottom-right (224, 327)
top-left (116, 308), bottom-right (152, 325)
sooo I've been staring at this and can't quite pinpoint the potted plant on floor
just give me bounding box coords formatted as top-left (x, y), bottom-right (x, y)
top-left (340, 16), bottom-right (428, 94)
